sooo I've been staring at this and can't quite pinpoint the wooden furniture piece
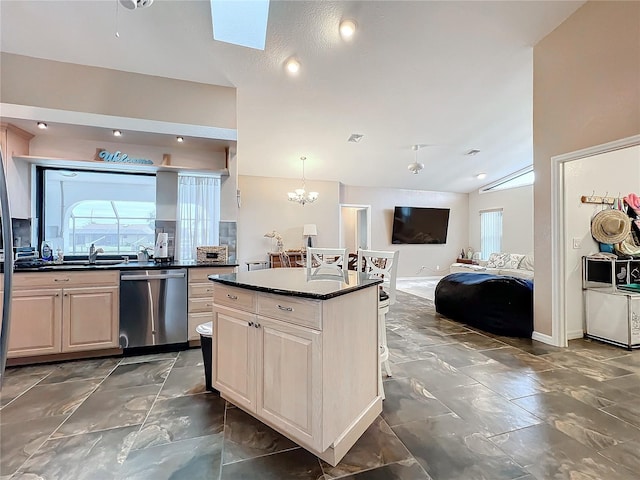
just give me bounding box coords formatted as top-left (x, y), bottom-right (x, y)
top-left (456, 258), bottom-right (477, 265)
top-left (269, 251), bottom-right (304, 268)
top-left (8, 271), bottom-right (119, 358)
top-left (187, 266), bottom-right (236, 342)
top-left (357, 249), bottom-right (399, 399)
top-left (210, 268), bottom-right (382, 466)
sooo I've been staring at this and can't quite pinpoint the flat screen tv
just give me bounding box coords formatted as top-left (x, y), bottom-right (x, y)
top-left (392, 206), bottom-right (450, 244)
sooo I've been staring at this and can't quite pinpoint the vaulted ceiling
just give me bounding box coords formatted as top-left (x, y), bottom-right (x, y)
top-left (0, 0), bottom-right (584, 193)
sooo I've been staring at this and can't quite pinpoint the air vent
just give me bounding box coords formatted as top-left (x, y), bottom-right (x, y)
top-left (348, 134), bottom-right (364, 143)
top-left (466, 149), bottom-right (481, 156)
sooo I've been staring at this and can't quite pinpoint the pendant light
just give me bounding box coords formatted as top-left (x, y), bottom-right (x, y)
top-left (407, 145), bottom-right (424, 174)
top-left (288, 156), bottom-right (319, 205)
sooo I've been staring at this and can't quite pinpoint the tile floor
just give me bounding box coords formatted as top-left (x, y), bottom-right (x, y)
top-left (1, 290), bottom-right (639, 479)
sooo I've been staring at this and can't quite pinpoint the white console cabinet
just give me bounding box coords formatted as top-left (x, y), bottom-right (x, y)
top-left (585, 288), bottom-right (640, 350)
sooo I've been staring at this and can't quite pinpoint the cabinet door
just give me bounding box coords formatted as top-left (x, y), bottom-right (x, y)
top-left (213, 305), bottom-right (257, 413)
top-left (62, 286), bottom-right (119, 352)
top-left (8, 289), bottom-right (62, 358)
top-left (256, 316), bottom-right (322, 451)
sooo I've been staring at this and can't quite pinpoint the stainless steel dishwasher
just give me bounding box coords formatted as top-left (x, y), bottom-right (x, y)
top-left (119, 269), bottom-right (187, 349)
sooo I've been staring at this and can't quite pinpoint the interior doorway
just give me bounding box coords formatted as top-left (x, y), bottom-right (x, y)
top-left (338, 204), bottom-right (371, 254)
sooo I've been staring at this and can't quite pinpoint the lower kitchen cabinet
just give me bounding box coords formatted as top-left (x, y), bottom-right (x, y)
top-left (8, 271), bottom-right (120, 358)
top-left (8, 289), bottom-right (62, 357)
top-left (62, 286), bottom-right (119, 352)
top-left (187, 266), bottom-right (236, 341)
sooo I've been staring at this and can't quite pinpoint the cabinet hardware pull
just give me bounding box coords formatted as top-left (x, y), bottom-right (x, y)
top-left (206, 289), bottom-right (213, 292)
top-left (206, 304), bottom-right (213, 307)
top-left (277, 305), bottom-right (293, 312)
top-left (248, 321), bottom-right (254, 327)
top-left (255, 323), bottom-right (260, 328)
top-left (54, 278), bottom-right (70, 282)
top-left (227, 294), bottom-right (238, 300)
top-left (55, 293), bottom-right (60, 297)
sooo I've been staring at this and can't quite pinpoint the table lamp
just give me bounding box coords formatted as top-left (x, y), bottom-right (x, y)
top-left (303, 224), bottom-right (317, 248)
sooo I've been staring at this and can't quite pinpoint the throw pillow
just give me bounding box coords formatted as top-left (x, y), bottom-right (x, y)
top-left (486, 253), bottom-right (510, 268)
top-left (507, 254), bottom-right (525, 269)
top-left (519, 254), bottom-right (534, 271)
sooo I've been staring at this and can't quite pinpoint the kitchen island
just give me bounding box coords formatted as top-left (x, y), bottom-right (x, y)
top-left (208, 268), bottom-right (383, 466)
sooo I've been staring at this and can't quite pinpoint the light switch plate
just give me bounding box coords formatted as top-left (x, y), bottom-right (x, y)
top-left (573, 237), bottom-right (582, 249)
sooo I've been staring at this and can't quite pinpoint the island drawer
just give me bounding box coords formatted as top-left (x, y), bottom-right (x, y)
top-left (257, 292), bottom-right (322, 330)
top-left (214, 284), bottom-right (256, 312)
top-left (14, 271), bottom-right (119, 289)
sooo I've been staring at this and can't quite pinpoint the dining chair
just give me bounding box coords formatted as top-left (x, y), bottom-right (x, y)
top-left (306, 247), bottom-right (348, 273)
top-left (357, 249), bottom-right (399, 400)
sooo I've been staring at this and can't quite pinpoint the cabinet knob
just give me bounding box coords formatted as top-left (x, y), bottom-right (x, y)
top-left (54, 278), bottom-right (70, 282)
top-left (277, 304), bottom-right (293, 312)
top-left (64, 293), bottom-right (68, 297)
top-left (248, 321), bottom-right (254, 327)
top-left (254, 323), bottom-right (260, 328)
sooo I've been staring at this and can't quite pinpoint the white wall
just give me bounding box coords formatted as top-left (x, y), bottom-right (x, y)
top-left (563, 145), bottom-right (640, 338)
top-left (341, 185), bottom-right (468, 277)
top-left (468, 185), bottom-right (533, 256)
top-left (237, 175), bottom-right (341, 267)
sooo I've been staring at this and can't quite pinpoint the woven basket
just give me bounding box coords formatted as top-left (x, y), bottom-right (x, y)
top-left (196, 245), bottom-right (228, 264)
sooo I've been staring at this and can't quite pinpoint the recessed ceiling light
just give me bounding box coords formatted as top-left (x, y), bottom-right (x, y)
top-left (113, 130), bottom-right (123, 137)
top-left (466, 149), bottom-right (481, 156)
top-left (176, 136), bottom-right (184, 143)
top-left (285, 57), bottom-right (300, 74)
top-left (37, 122), bottom-right (47, 129)
top-left (347, 133), bottom-right (364, 143)
top-left (476, 173), bottom-right (487, 180)
top-left (339, 19), bottom-right (357, 39)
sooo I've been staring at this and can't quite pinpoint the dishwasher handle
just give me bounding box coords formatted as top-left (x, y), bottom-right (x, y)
top-left (121, 273), bottom-right (186, 281)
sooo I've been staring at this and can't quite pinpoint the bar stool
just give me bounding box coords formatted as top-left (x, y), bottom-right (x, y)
top-left (357, 249), bottom-right (399, 400)
top-left (306, 247), bottom-right (348, 273)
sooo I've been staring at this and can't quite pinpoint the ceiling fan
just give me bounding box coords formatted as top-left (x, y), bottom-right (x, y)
top-left (407, 145), bottom-right (425, 175)
top-left (119, 0), bottom-right (153, 10)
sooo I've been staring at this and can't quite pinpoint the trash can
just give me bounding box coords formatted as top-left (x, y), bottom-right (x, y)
top-left (196, 321), bottom-right (218, 393)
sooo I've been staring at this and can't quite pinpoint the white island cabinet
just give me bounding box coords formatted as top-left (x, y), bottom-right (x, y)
top-left (209, 268), bottom-right (382, 466)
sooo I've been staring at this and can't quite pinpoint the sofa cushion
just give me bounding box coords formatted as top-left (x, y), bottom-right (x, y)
top-left (486, 253), bottom-right (511, 268)
top-left (507, 254), bottom-right (525, 269)
top-left (498, 268), bottom-right (534, 280)
top-left (519, 254), bottom-right (534, 271)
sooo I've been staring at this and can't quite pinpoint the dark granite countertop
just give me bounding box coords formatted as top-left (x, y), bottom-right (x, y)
top-left (208, 268), bottom-right (382, 300)
top-left (10, 260), bottom-right (238, 273)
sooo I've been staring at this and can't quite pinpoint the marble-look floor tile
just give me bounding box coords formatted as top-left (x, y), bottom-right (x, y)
top-left (157, 366), bottom-right (207, 399)
top-left (381, 377), bottom-right (451, 427)
top-left (598, 439), bottom-right (640, 476)
top-left (491, 423), bottom-right (638, 480)
top-left (388, 357), bottom-right (477, 393)
top-left (132, 393), bottom-right (225, 450)
top-left (335, 459), bottom-right (431, 480)
top-left (222, 406), bottom-right (297, 464)
top-left (18, 425), bottom-right (138, 480)
top-left (425, 343), bottom-right (499, 368)
top-left (513, 391), bottom-right (640, 450)
top-left (38, 358), bottom-right (120, 384)
top-left (530, 369), bottom-right (638, 408)
top-left (53, 384), bottom-right (160, 437)
top-left (568, 338), bottom-right (633, 361)
top-left (422, 321), bottom-right (472, 336)
top-left (119, 352), bottom-right (178, 365)
top-left (444, 332), bottom-right (509, 351)
top-left (0, 373), bottom-right (47, 408)
top-left (601, 373), bottom-right (640, 397)
top-left (603, 352), bottom-right (640, 375)
top-left (460, 363), bottom-right (549, 400)
top-left (496, 336), bottom-right (563, 356)
top-left (119, 432), bottom-right (223, 480)
top-left (601, 399), bottom-right (640, 429)
top-left (540, 351), bottom-right (633, 381)
top-left (392, 414), bottom-right (527, 480)
top-left (220, 447), bottom-right (323, 480)
top-left (435, 383), bottom-right (542, 436)
top-left (98, 360), bottom-right (174, 391)
top-left (0, 379), bottom-right (99, 425)
top-left (173, 347), bottom-right (206, 368)
top-left (320, 417), bottom-right (412, 479)
top-left (480, 347), bottom-right (558, 373)
top-left (0, 415), bottom-right (66, 477)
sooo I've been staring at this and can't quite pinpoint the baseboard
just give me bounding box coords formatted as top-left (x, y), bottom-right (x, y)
top-left (566, 329), bottom-right (584, 340)
top-left (531, 331), bottom-right (556, 346)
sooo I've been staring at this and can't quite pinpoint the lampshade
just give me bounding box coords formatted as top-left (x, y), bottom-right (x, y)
top-left (303, 224), bottom-right (317, 236)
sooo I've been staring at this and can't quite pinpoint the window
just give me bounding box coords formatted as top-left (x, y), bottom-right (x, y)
top-left (41, 169), bottom-right (156, 255)
top-left (480, 209), bottom-right (503, 260)
top-left (480, 166), bottom-right (534, 193)
top-left (176, 175), bottom-right (220, 261)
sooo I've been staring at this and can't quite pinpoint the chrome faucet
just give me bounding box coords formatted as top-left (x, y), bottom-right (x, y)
top-left (88, 243), bottom-right (104, 264)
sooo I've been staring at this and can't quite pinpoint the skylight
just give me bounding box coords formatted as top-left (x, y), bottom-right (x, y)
top-left (480, 167), bottom-right (534, 193)
top-left (210, 0), bottom-right (270, 50)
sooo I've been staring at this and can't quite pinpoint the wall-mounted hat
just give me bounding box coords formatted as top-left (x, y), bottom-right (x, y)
top-left (591, 209), bottom-right (631, 244)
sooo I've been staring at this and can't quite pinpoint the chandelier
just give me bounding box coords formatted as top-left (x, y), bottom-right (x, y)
top-left (288, 156), bottom-right (319, 205)
top-left (407, 145), bottom-right (424, 174)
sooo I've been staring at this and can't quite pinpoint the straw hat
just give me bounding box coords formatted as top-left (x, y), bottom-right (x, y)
top-left (591, 209), bottom-right (631, 244)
